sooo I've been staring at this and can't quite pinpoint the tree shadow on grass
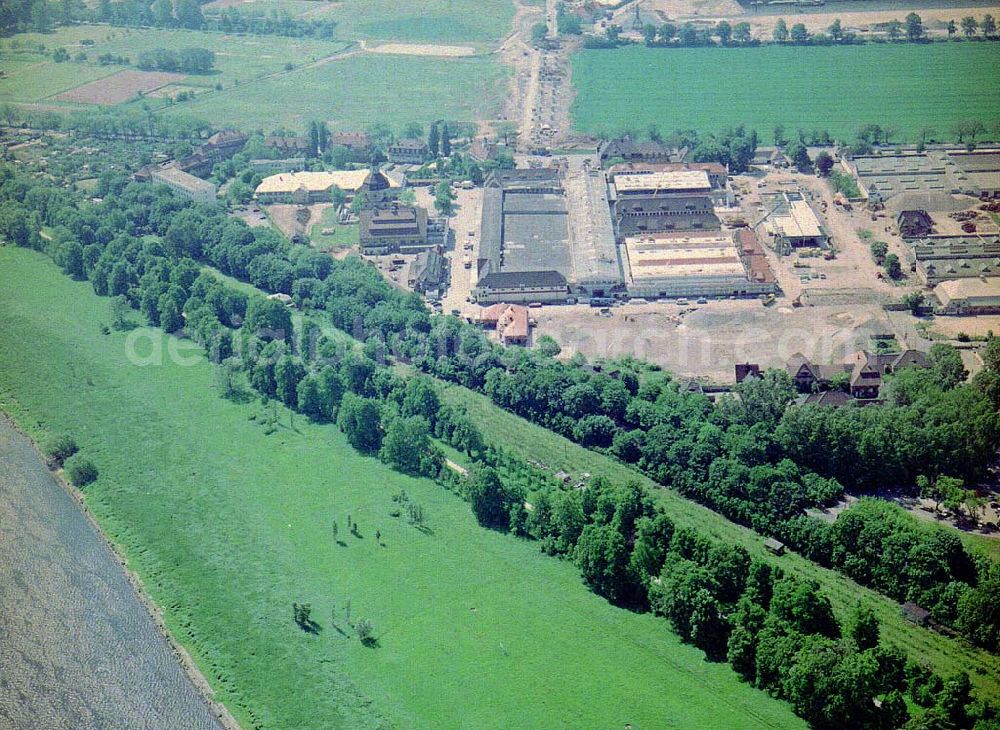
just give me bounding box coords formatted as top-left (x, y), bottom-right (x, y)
top-left (413, 524), bottom-right (435, 537)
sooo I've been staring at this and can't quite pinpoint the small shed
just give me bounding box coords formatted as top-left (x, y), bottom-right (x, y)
top-left (764, 538), bottom-right (786, 555)
top-left (901, 602), bottom-right (930, 626)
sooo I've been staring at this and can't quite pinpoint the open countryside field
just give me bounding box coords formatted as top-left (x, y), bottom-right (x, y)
top-left (0, 24), bottom-right (506, 131)
top-left (322, 0), bottom-right (516, 43)
top-left (0, 26), bottom-right (351, 111)
top-left (437, 382), bottom-right (1000, 699)
top-left (166, 52), bottom-right (508, 130)
top-left (0, 246), bottom-right (804, 730)
top-left (571, 43), bottom-right (1000, 140)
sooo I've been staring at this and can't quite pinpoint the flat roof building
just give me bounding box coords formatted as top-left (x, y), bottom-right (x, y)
top-left (149, 165), bottom-right (217, 204)
top-left (614, 170), bottom-right (712, 195)
top-left (255, 169), bottom-right (399, 204)
top-left (621, 230), bottom-right (776, 299)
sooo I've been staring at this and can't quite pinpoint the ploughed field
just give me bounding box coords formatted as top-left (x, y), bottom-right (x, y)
top-left (0, 246), bottom-right (804, 729)
top-left (0, 419), bottom-right (221, 730)
top-left (570, 43), bottom-right (1000, 140)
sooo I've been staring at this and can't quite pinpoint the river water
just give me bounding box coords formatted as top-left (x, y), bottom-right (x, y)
top-left (0, 420), bottom-right (223, 730)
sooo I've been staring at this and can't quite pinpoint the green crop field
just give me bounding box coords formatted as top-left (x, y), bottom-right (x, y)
top-left (324, 0), bottom-right (515, 44)
top-left (437, 382), bottom-right (1000, 699)
top-left (571, 43), bottom-right (1000, 141)
top-left (164, 51), bottom-right (508, 131)
top-left (0, 246), bottom-right (804, 729)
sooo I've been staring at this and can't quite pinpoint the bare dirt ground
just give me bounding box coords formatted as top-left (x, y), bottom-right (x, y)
top-left (929, 314), bottom-right (1000, 337)
top-left (265, 203), bottom-right (330, 239)
top-left (735, 170), bottom-right (917, 303)
top-left (534, 298), bottom-right (902, 380)
top-left (369, 43), bottom-right (477, 57)
top-left (52, 70), bottom-right (184, 105)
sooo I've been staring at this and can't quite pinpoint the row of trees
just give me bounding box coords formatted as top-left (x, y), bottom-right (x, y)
top-left (136, 47), bottom-right (215, 74)
top-left (1, 162), bottom-right (998, 653)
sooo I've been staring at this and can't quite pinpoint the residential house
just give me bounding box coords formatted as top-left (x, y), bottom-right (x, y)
top-left (264, 135), bottom-right (313, 156)
top-left (734, 363), bottom-right (761, 383)
top-left (387, 138), bottom-right (429, 165)
top-left (896, 209), bottom-right (934, 239)
top-left (598, 136), bottom-right (683, 168)
top-left (408, 248), bottom-right (447, 294)
top-left (329, 131), bottom-right (372, 163)
top-left (476, 303), bottom-right (531, 345)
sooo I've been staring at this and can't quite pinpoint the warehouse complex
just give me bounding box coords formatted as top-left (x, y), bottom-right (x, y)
top-left (850, 150), bottom-right (1000, 202)
top-left (474, 151), bottom-right (776, 304)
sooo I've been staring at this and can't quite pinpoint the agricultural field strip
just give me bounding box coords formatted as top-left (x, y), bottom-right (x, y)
top-left (0, 247), bottom-right (804, 729)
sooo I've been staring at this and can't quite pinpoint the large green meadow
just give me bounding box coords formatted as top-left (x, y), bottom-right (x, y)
top-left (0, 246), bottom-right (804, 729)
top-left (167, 51), bottom-right (508, 131)
top-left (571, 43), bottom-right (1000, 140)
top-left (0, 24), bottom-right (507, 130)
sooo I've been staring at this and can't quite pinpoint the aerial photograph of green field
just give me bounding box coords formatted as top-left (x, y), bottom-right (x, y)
top-left (571, 43), bottom-right (1000, 139)
top-left (3, 0), bottom-right (1000, 726)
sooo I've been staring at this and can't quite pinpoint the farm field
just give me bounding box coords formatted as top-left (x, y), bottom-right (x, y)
top-left (0, 26), bottom-right (352, 105)
top-left (571, 43), bottom-right (1000, 140)
top-left (0, 246), bottom-right (804, 730)
top-left (167, 52), bottom-right (508, 130)
top-left (437, 381), bottom-right (1000, 699)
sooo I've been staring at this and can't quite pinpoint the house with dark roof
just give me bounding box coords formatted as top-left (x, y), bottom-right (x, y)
top-left (734, 363), bottom-right (761, 383)
top-left (265, 135), bottom-right (313, 156)
top-left (408, 248), bottom-right (447, 294)
top-left (896, 209), bottom-right (934, 239)
top-left (598, 137), bottom-right (682, 168)
top-left (787, 350), bottom-right (928, 399)
top-left (469, 137), bottom-right (499, 163)
top-left (797, 390), bottom-right (854, 407)
top-left (329, 131), bottom-right (372, 163)
top-left (202, 130), bottom-right (247, 162)
top-left (613, 194), bottom-right (721, 238)
top-left (359, 204), bottom-right (430, 255)
top-left (387, 138), bottom-right (429, 165)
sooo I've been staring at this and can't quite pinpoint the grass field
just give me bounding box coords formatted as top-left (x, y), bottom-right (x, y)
top-left (437, 382), bottom-right (1000, 699)
top-left (0, 25), bottom-right (507, 131)
top-left (571, 43), bottom-right (1000, 141)
top-left (165, 52), bottom-right (508, 131)
top-left (0, 246), bottom-right (805, 729)
top-left (322, 0), bottom-right (515, 43)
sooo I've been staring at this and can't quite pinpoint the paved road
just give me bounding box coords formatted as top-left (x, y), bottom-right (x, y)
top-left (0, 420), bottom-right (223, 730)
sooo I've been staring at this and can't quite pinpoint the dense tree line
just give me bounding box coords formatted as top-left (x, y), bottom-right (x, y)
top-left (1, 163), bottom-right (998, 653)
top-left (136, 47), bottom-right (215, 74)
